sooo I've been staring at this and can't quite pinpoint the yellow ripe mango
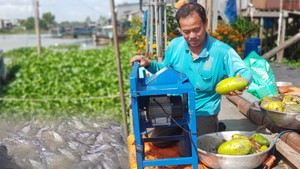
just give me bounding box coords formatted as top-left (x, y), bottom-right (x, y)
top-left (259, 145), bottom-right (268, 152)
top-left (268, 101), bottom-right (283, 112)
top-left (217, 138), bottom-right (252, 155)
top-left (215, 77), bottom-right (248, 95)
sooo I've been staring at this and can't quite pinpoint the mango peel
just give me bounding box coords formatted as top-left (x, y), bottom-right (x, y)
top-left (215, 77), bottom-right (248, 95)
top-left (217, 138), bottom-right (252, 155)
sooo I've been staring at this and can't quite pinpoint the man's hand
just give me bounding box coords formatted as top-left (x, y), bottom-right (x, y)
top-left (130, 55), bottom-right (151, 68)
top-left (228, 73), bottom-right (248, 96)
top-left (228, 86), bottom-right (248, 96)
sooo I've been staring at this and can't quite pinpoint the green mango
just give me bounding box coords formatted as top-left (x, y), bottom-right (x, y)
top-left (283, 104), bottom-right (300, 113)
top-left (292, 96), bottom-right (300, 103)
top-left (261, 96), bottom-right (274, 102)
top-left (282, 95), bottom-right (293, 103)
top-left (215, 77), bottom-right (248, 95)
top-left (283, 101), bottom-right (297, 105)
top-left (217, 138), bottom-right (252, 155)
top-left (232, 134), bottom-right (249, 140)
top-left (251, 134), bottom-right (269, 146)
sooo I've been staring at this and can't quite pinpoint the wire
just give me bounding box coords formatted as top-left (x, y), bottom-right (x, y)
top-left (76, 0), bottom-right (102, 13)
top-left (153, 98), bottom-right (197, 135)
top-left (272, 130), bottom-right (294, 155)
top-left (153, 97), bottom-right (199, 157)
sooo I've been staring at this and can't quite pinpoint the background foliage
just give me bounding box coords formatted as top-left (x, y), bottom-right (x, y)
top-left (210, 16), bottom-right (260, 57)
top-left (127, 5), bottom-right (179, 59)
top-left (1, 43), bottom-right (134, 120)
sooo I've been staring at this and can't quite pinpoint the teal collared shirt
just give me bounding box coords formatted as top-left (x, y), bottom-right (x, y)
top-left (147, 34), bottom-right (252, 116)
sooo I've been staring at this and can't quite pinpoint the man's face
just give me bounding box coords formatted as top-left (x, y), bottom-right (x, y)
top-left (179, 12), bottom-right (207, 48)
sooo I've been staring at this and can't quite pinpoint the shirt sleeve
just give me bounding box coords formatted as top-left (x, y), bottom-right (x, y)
top-left (147, 60), bottom-right (164, 74)
top-left (146, 39), bottom-right (175, 74)
top-left (224, 48), bottom-right (253, 84)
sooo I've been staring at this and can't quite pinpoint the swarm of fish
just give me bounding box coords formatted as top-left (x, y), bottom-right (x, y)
top-left (0, 117), bottom-right (129, 169)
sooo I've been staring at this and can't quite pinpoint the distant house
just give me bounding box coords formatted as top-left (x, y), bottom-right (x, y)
top-left (116, 2), bottom-right (143, 22)
top-left (0, 18), bottom-right (22, 29)
top-left (0, 19), bottom-right (4, 29)
top-left (0, 19), bottom-right (12, 29)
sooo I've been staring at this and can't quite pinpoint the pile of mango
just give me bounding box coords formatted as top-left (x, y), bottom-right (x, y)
top-left (260, 94), bottom-right (300, 113)
top-left (217, 133), bottom-right (270, 155)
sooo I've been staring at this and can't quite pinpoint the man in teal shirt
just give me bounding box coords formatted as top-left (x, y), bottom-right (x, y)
top-left (130, 2), bottom-right (252, 148)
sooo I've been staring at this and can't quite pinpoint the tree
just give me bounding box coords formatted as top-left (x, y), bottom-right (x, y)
top-left (22, 17), bottom-right (35, 30)
top-left (42, 12), bottom-right (56, 28)
top-left (98, 16), bottom-right (108, 26)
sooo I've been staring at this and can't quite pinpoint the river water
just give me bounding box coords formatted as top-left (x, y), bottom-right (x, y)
top-left (0, 34), bottom-right (107, 52)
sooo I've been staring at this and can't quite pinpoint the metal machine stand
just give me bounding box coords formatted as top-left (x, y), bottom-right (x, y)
top-left (130, 62), bottom-right (198, 168)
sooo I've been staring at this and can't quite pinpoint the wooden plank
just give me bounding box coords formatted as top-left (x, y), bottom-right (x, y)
top-left (241, 10), bottom-right (289, 18)
top-left (275, 138), bottom-right (300, 168)
top-left (262, 32), bottom-right (300, 59)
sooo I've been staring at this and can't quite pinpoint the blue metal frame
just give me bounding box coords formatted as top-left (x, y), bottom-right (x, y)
top-left (130, 62), bottom-right (198, 169)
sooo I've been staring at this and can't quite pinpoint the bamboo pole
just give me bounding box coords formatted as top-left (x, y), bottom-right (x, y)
top-left (110, 0), bottom-right (128, 139)
top-left (33, 0), bottom-right (41, 56)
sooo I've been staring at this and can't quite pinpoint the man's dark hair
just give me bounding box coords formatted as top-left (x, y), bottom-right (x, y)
top-left (175, 2), bottom-right (207, 27)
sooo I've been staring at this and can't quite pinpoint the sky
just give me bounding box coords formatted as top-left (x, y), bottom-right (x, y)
top-left (0, 0), bottom-right (139, 22)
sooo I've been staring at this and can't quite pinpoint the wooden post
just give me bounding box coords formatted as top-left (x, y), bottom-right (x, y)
top-left (278, 16), bottom-right (286, 63)
top-left (207, 0), bottom-right (213, 33)
top-left (212, 0), bottom-right (218, 32)
top-left (239, 0), bottom-right (242, 14)
top-left (110, 0), bottom-right (128, 140)
top-left (33, 0), bottom-right (41, 56)
top-left (277, 0), bottom-right (285, 63)
top-left (259, 18), bottom-right (264, 39)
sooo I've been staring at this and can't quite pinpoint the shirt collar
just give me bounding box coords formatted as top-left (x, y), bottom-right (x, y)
top-left (184, 32), bottom-right (210, 59)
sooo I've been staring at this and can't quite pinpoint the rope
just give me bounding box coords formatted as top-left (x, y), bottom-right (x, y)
top-left (0, 94), bottom-right (130, 102)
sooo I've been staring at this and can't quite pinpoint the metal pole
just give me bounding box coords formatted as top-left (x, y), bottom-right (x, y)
top-left (150, 2), bottom-right (154, 57)
top-left (145, 5), bottom-right (150, 57)
top-left (109, 0), bottom-right (128, 140)
top-left (33, 0), bottom-right (41, 56)
top-left (155, 0), bottom-right (160, 61)
top-left (164, 1), bottom-right (167, 52)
